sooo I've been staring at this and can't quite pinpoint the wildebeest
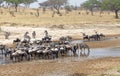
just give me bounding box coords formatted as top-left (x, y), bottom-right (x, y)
top-left (42, 47), bottom-right (52, 59)
top-left (33, 40), bottom-right (42, 45)
top-left (89, 34), bottom-right (100, 41)
top-left (99, 33), bottom-right (105, 39)
top-left (81, 31), bottom-right (105, 41)
top-left (10, 49), bottom-right (29, 62)
top-left (81, 32), bottom-right (90, 41)
top-left (59, 36), bottom-right (72, 44)
top-left (13, 38), bottom-right (21, 44)
top-left (59, 45), bottom-right (67, 56)
top-left (50, 46), bottom-right (59, 59)
top-left (13, 38), bottom-right (21, 48)
top-left (42, 36), bottom-right (51, 43)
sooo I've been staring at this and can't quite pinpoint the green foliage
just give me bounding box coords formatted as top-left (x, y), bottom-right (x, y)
top-left (48, 0), bottom-right (67, 10)
top-left (101, 0), bottom-right (120, 11)
top-left (5, 0), bottom-right (23, 4)
top-left (48, 0), bottom-right (67, 5)
top-left (23, 0), bottom-right (37, 5)
top-left (5, 0), bottom-right (37, 11)
top-left (64, 5), bottom-right (72, 12)
top-left (101, 0), bottom-right (120, 18)
top-left (81, 0), bottom-right (101, 15)
top-left (5, 0), bottom-right (37, 5)
top-left (40, 0), bottom-right (68, 15)
top-left (39, 0), bottom-right (67, 9)
top-left (39, 1), bottom-right (50, 7)
top-left (81, 0), bottom-right (101, 10)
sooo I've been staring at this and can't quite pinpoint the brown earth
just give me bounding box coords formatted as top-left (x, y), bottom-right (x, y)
top-left (85, 38), bottom-right (120, 48)
top-left (0, 57), bottom-right (120, 76)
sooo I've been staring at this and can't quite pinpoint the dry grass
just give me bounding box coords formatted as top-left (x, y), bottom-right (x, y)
top-left (0, 8), bottom-right (120, 26)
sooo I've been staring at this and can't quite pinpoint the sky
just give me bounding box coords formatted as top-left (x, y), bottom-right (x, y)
top-left (30, 0), bottom-right (87, 8)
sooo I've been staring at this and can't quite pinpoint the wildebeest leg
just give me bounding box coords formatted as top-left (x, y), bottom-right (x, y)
top-left (48, 52), bottom-right (52, 59)
top-left (5, 53), bottom-right (7, 57)
top-left (36, 53), bottom-right (40, 59)
top-left (39, 53), bottom-right (43, 59)
top-left (13, 56), bottom-right (17, 62)
top-left (12, 56), bottom-right (15, 62)
top-left (19, 55), bottom-right (22, 61)
top-left (51, 52), bottom-right (55, 59)
top-left (73, 50), bottom-right (77, 56)
top-left (58, 51), bottom-right (61, 58)
top-left (20, 55), bottom-right (23, 62)
top-left (56, 51), bottom-right (59, 58)
top-left (60, 50), bottom-right (63, 56)
top-left (29, 53), bottom-right (32, 60)
top-left (84, 48), bottom-right (86, 54)
top-left (1, 49), bottom-right (4, 55)
top-left (46, 53), bottom-right (49, 59)
top-left (26, 54), bottom-right (30, 61)
top-left (53, 51), bottom-right (58, 59)
top-left (43, 53), bottom-right (46, 59)
top-left (17, 56), bottom-right (21, 62)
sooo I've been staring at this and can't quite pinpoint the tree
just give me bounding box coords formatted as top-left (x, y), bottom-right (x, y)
top-left (23, 0), bottom-right (37, 8)
top-left (81, 0), bottom-right (101, 15)
top-left (101, 0), bottom-right (120, 19)
top-left (64, 5), bottom-right (72, 14)
top-left (39, 0), bottom-right (67, 17)
top-left (5, 0), bottom-right (37, 12)
top-left (48, 0), bottom-right (67, 14)
top-left (39, 1), bottom-right (50, 13)
top-left (5, 0), bottom-right (23, 12)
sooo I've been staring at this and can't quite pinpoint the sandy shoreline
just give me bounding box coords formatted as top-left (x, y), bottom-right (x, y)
top-left (0, 24), bottom-right (120, 46)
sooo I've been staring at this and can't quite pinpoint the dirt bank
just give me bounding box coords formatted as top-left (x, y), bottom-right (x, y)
top-left (85, 38), bottom-right (120, 48)
top-left (0, 57), bottom-right (120, 76)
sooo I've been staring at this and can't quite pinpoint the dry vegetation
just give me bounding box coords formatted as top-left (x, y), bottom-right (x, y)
top-left (0, 7), bottom-right (120, 27)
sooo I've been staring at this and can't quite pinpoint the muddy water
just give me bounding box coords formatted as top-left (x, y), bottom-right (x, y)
top-left (0, 55), bottom-right (11, 65)
top-left (90, 47), bottom-right (120, 58)
top-left (63, 47), bottom-right (120, 63)
top-left (0, 47), bottom-right (120, 65)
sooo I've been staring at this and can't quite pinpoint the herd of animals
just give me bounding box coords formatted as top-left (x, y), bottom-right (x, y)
top-left (0, 30), bottom-right (105, 63)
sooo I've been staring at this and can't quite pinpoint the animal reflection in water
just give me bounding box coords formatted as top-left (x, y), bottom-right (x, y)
top-left (77, 43), bottom-right (90, 57)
